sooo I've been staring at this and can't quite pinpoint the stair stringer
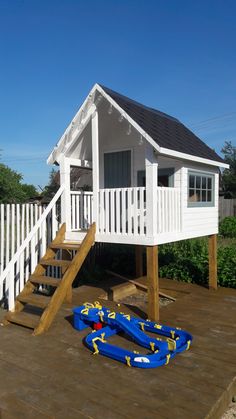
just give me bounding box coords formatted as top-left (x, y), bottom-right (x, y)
top-left (33, 223), bottom-right (96, 336)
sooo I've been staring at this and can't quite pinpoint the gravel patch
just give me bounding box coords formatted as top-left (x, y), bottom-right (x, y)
top-left (221, 401), bottom-right (236, 418)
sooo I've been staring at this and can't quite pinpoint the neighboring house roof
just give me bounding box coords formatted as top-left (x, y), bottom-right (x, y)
top-left (100, 85), bottom-right (225, 164)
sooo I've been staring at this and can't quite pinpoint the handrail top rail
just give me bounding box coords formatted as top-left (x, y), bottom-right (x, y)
top-left (99, 186), bottom-right (146, 192)
top-left (0, 183), bottom-right (65, 281)
top-left (70, 191), bottom-right (93, 195)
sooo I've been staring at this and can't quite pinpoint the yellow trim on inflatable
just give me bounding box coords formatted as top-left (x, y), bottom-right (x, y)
top-left (98, 311), bottom-right (104, 322)
top-left (125, 356), bottom-right (131, 367)
top-left (165, 354), bottom-right (170, 365)
top-left (167, 338), bottom-right (176, 351)
top-left (108, 312), bottom-right (116, 319)
top-left (81, 308), bottom-right (89, 315)
top-left (150, 342), bottom-right (155, 352)
top-left (83, 302), bottom-right (94, 308)
top-left (92, 335), bottom-right (106, 355)
top-left (94, 301), bottom-right (102, 309)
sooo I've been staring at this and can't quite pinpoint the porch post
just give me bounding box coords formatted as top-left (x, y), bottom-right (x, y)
top-left (145, 143), bottom-right (158, 238)
top-left (60, 156), bottom-right (71, 230)
top-left (147, 245), bottom-right (159, 321)
top-left (209, 234), bottom-right (217, 290)
top-left (91, 109), bottom-right (99, 228)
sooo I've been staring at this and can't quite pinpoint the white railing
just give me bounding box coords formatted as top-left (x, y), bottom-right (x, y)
top-left (0, 203), bottom-right (46, 276)
top-left (0, 185), bottom-right (64, 310)
top-left (71, 191), bottom-right (93, 230)
top-left (97, 186), bottom-right (181, 239)
top-left (156, 187), bottom-right (181, 234)
top-left (98, 187), bottom-right (146, 237)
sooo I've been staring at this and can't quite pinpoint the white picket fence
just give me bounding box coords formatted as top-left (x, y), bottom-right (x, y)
top-left (0, 204), bottom-right (46, 276)
top-left (0, 186), bottom-right (63, 309)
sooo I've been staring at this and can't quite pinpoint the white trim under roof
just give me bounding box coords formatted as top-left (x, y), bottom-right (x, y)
top-left (47, 83), bottom-right (229, 169)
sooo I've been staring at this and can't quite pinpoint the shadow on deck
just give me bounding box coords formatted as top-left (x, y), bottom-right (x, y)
top-left (0, 278), bottom-right (235, 419)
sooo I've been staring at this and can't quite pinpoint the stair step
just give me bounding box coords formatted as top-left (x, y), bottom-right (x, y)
top-left (5, 311), bottom-right (39, 329)
top-left (17, 293), bottom-right (50, 309)
top-left (39, 258), bottom-right (71, 267)
top-left (30, 275), bottom-right (60, 287)
top-left (50, 242), bottom-right (81, 251)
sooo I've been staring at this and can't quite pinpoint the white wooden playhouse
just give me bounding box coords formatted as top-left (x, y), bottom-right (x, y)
top-left (0, 83), bottom-right (228, 331)
top-left (48, 83), bottom-right (227, 246)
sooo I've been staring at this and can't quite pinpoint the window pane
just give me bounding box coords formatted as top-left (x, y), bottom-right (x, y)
top-left (189, 189), bottom-right (196, 202)
top-left (207, 177), bottom-right (212, 189)
top-left (196, 176), bottom-right (201, 189)
top-left (202, 177), bottom-right (207, 189)
top-left (189, 175), bottom-right (195, 188)
top-left (207, 191), bottom-right (212, 202)
top-left (202, 190), bottom-right (206, 201)
top-left (196, 189), bottom-right (201, 201)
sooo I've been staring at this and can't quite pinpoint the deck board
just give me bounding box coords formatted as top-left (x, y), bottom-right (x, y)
top-left (0, 278), bottom-right (235, 418)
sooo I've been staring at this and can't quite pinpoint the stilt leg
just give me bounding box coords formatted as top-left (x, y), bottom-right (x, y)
top-left (209, 234), bottom-right (217, 290)
top-left (146, 245), bottom-right (159, 321)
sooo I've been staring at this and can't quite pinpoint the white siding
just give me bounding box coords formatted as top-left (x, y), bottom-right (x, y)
top-left (181, 163), bottom-right (219, 238)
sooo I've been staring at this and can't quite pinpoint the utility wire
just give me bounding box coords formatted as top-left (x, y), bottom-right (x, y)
top-left (189, 112), bottom-right (236, 129)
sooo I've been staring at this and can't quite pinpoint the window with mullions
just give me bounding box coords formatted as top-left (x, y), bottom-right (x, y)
top-left (188, 171), bottom-right (214, 207)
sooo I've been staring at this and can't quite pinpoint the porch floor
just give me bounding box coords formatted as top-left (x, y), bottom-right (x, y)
top-left (0, 279), bottom-right (236, 419)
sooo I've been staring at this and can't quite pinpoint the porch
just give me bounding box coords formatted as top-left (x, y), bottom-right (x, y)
top-left (0, 278), bottom-right (235, 418)
top-left (67, 186), bottom-right (182, 245)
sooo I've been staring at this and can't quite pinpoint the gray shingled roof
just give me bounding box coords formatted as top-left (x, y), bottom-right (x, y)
top-left (100, 85), bottom-right (224, 164)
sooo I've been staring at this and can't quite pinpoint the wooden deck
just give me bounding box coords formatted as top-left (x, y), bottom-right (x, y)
top-left (0, 278), bottom-right (235, 418)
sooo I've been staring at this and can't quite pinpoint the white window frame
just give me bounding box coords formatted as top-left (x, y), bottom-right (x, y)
top-left (188, 170), bottom-right (215, 207)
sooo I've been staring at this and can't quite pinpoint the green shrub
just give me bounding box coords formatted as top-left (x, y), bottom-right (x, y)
top-left (159, 238), bottom-right (208, 285)
top-left (159, 237), bottom-right (236, 289)
top-left (218, 246), bottom-right (236, 288)
top-left (219, 217), bottom-right (236, 238)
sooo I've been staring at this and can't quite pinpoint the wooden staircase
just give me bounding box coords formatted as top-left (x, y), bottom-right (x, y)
top-left (4, 222), bottom-right (96, 335)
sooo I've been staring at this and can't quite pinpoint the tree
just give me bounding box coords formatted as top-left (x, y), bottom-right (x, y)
top-left (42, 168), bottom-right (59, 199)
top-left (21, 183), bottom-right (38, 199)
top-left (221, 141), bottom-right (236, 198)
top-left (0, 163), bottom-right (38, 203)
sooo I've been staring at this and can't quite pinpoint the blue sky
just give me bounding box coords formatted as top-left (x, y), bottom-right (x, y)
top-left (0, 0), bottom-right (235, 188)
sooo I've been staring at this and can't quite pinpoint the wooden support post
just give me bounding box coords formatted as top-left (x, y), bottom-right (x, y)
top-left (146, 245), bottom-right (159, 321)
top-left (209, 234), bottom-right (217, 290)
top-left (135, 245), bottom-right (143, 278)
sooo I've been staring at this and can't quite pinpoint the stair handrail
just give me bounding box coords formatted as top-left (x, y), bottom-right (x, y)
top-left (0, 183), bottom-right (65, 282)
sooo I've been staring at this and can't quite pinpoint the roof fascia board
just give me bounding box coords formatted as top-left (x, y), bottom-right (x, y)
top-left (159, 146), bottom-right (229, 169)
top-left (47, 85), bottom-right (98, 165)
